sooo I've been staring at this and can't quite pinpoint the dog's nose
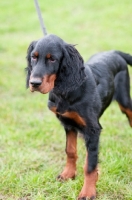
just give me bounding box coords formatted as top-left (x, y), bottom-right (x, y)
top-left (30, 78), bottom-right (42, 87)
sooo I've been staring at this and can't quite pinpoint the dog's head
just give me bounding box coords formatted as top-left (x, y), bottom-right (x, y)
top-left (26, 34), bottom-right (86, 94)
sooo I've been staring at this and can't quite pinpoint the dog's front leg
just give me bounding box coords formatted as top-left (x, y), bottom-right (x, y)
top-left (78, 126), bottom-right (100, 200)
top-left (57, 128), bottom-right (78, 181)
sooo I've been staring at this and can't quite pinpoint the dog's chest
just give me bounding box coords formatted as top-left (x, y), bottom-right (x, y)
top-left (50, 99), bottom-right (86, 127)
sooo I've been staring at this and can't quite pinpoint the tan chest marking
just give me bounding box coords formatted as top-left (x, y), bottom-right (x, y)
top-left (50, 107), bottom-right (86, 126)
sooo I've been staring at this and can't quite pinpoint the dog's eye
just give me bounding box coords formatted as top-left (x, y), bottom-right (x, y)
top-left (31, 51), bottom-right (39, 61)
top-left (48, 57), bottom-right (56, 63)
top-left (46, 53), bottom-right (56, 63)
top-left (31, 55), bottom-right (37, 60)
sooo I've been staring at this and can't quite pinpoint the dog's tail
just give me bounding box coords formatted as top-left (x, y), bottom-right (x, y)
top-left (115, 51), bottom-right (132, 66)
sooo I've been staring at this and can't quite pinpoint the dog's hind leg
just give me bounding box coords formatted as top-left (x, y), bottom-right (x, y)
top-left (57, 128), bottom-right (78, 181)
top-left (114, 70), bottom-right (132, 127)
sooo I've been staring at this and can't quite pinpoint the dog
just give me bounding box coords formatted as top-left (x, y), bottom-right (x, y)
top-left (26, 34), bottom-right (132, 200)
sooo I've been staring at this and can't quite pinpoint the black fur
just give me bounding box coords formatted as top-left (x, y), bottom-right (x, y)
top-left (26, 34), bottom-right (132, 199)
top-left (55, 44), bottom-right (86, 94)
top-left (26, 41), bottom-right (37, 87)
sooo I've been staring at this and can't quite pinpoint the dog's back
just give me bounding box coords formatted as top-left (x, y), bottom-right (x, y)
top-left (87, 50), bottom-right (131, 74)
top-left (85, 50), bottom-right (132, 123)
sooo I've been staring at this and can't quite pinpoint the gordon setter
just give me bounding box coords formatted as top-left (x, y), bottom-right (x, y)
top-left (26, 34), bottom-right (132, 200)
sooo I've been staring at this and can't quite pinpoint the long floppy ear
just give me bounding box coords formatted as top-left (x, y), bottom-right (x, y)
top-left (55, 44), bottom-right (86, 94)
top-left (25, 41), bottom-right (37, 88)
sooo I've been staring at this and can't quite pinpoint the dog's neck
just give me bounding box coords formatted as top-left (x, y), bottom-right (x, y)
top-left (53, 70), bottom-right (87, 99)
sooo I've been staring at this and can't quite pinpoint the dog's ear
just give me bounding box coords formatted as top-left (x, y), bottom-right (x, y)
top-left (25, 41), bottom-right (37, 88)
top-left (56, 44), bottom-right (86, 94)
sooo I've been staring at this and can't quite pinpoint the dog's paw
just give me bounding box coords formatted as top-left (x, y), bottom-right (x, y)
top-left (78, 196), bottom-right (96, 200)
top-left (57, 172), bottom-right (76, 181)
top-left (78, 196), bottom-right (95, 200)
top-left (57, 174), bottom-right (66, 182)
top-left (57, 165), bottom-right (77, 181)
top-left (78, 185), bottom-right (96, 200)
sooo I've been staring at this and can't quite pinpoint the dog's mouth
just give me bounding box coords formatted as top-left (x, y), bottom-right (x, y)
top-left (29, 74), bottom-right (56, 94)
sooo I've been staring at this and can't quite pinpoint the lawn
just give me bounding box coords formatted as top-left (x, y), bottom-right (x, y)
top-left (0, 0), bottom-right (132, 199)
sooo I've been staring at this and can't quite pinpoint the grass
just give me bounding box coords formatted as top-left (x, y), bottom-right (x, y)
top-left (0, 0), bottom-right (132, 199)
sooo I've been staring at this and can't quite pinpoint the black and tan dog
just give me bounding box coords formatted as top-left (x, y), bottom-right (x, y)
top-left (26, 34), bottom-right (132, 199)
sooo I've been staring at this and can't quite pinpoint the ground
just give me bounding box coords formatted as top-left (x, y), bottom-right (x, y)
top-left (0, 0), bottom-right (132, 199)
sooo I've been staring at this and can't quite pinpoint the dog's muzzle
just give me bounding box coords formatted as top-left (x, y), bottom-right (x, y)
top-left (29, 74), bottom-right (56, 94)
top-left (30, 78), bottom-right (42, 88)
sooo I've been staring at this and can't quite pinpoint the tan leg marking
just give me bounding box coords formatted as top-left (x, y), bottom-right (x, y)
top-left (118, 104), bottom-right (132, 127)
top-left (58, 130), bottom-right (78, 181)
top-left (78, 153), bottom-right (98, 199)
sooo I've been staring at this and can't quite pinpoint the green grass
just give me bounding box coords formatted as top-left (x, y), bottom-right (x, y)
top-left (0, 0), bottom-right (132, 199)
